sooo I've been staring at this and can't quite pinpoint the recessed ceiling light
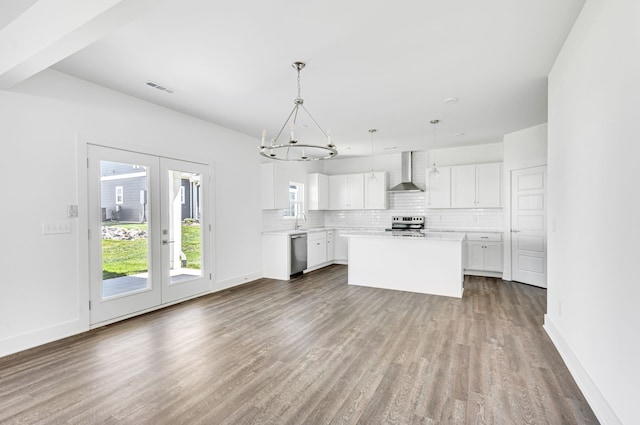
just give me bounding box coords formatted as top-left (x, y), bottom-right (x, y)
top-left (444, 97), bottom-right (458, 104)
top-left (454, 132), bottom-right (466, 137)
top-left (344, 146), bottom-right (352, 150)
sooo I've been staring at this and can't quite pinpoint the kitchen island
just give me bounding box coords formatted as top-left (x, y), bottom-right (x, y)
top-left (347, 232), bottom-right (466, 298)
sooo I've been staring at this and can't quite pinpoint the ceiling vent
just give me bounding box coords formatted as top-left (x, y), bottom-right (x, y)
top-left (145, 81), bottom-right (175, 94)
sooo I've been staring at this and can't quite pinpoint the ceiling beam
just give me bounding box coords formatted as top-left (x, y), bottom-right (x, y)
top-left (0, 0), bottom-right (164, 89)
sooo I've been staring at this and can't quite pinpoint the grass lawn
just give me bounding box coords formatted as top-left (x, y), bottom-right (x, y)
top-left (102, 223), bottom-right (201, 279)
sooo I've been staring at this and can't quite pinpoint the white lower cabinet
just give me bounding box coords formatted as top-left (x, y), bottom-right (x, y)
top-left (326, 230), bottom-right (335, 262)
top-left (465, 233), bottom-right (503, 275)
top-left (334, 230), bottom-right (349, 262)
top-left (307, 231), bottom-right (327, 269)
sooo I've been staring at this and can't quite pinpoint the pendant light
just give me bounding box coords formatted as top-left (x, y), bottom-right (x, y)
top-left (259, 62), bottom-right (337, 161)
top-left (368, 129), bottom-right (377, 182)
top-left (429, 119), bottom-right (441, 179)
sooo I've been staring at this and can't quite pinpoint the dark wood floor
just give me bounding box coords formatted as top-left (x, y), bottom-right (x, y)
top-left (0, 265), bottom-right (598, 424)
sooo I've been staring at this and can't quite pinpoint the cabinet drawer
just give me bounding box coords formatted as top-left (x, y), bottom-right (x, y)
top-left (307, 231), bottom-right (327, 241)
top-left (466, 232), bottom-right (502, 242)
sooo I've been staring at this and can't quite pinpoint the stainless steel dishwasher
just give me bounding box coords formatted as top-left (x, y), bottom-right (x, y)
top-left (290, 233), bottom-right (307, 277)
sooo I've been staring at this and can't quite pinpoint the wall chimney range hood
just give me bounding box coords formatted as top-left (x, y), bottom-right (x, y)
top-left (388, 151), bottom-right (423, 193)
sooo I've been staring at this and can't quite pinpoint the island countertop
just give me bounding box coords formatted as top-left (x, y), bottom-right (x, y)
top-left (345, 231), bottom-right (466, 241)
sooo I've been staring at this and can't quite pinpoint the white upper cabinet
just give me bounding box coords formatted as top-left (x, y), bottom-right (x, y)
top-left (364, 172), bottom-right (387, 209)
top-left (329, 174), bottom-right (364, 210)
top-left (308, 173), bottom-right (329, 210)
top-left (426, 166), bottom-right (451, 208)
top-left (451, 162), bottom-right (502, 208)
top-left (261, 163), bottom-right (289, 210)
top-left (475, 163), bottom-right (502, 207)
top-left (451, 164), bottom-right (477, 207)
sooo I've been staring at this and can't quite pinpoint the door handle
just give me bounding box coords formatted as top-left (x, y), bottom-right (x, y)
top-left (511, 229), bottom-right (520, 233)
top-left (162, 240), bottom-right (175, 245)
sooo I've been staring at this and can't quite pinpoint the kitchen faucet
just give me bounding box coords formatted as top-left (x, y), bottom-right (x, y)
top-left (294, 211), bottom-right (307, 230)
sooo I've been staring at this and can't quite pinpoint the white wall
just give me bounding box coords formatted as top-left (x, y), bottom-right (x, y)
top-left (546, 1), bottom-right (639, 424)
top-left (502, 123), bottom-right (547, 280)
top-left (0, 69), bottom-right (263, 357)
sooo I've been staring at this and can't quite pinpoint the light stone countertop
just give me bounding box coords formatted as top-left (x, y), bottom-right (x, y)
top-left (346, 231), bottom-right (466, 241)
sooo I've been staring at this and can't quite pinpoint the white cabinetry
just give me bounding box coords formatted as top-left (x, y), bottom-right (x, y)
top-left (334, 230), bottom-right (349, 263)
top-left (307, 231), bottom-right (327, 269)
top-left (261, 163), bottom-right (289, 210)
top-left (465, 232), bottom-right (503, 276)
top-left (329, 174), bottom-right (364, 210)
top-left (451, 163), bottom-right (502, 208)
top-left (262, 233), bottom-right (290, 280)
top-left (426, 166), bottom-right (451, 208)
top-left (308, 173), bottom-right (329, 210)
top-left (364, 172), bottom-right (388, 209)
top-left (326, 230), bottom-right (335, 261)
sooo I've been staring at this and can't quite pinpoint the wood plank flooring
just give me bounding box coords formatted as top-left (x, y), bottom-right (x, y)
top-left (0, 265), bottom-right (599, 424)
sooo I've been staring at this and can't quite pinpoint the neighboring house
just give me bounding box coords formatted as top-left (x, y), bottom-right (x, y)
top-left (100, 161), bottom-right (200, 223)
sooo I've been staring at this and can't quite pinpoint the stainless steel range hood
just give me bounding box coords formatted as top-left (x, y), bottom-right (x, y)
top-left (388, 151), bottom-right (423, 192)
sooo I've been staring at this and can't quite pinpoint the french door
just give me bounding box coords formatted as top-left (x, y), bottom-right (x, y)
top-left (88, 145), bottom-right (210, 325)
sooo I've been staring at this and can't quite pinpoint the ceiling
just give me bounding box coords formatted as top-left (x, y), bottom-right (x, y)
top-left (2, 0), bottom-right (586, 157)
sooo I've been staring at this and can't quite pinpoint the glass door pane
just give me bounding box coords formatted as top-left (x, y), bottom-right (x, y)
top-left (167, 169), bottom-right (202, 285)
top-left (100, 160), bottom-right (151, 298)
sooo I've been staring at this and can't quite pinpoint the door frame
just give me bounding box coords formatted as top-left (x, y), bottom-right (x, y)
top-left (77, 133), bottom-right (214, 329)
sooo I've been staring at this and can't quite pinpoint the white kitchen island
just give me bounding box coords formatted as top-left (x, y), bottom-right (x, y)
top-left (347, 232), bottom-right (466, 298)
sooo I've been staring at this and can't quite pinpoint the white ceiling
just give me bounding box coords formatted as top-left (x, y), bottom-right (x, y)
top-left (2, 0), bottom-right (586, 157)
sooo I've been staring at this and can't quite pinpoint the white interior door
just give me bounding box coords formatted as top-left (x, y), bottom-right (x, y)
top-left (88, 146), bottom-right (211, 325)
top-left (511, 166), bottom-right (547, 287)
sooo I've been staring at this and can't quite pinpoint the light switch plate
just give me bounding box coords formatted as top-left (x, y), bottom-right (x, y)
top-left (42, 221), bottom-right (71, 235)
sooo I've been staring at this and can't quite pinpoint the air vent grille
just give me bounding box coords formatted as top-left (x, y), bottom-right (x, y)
top-left (145, 81), bottom-right (175, 94)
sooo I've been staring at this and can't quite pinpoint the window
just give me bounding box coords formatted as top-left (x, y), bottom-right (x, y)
top-left (283, 182), bottom-right (304, 218)
top-left (180, 185), bottom-right (185, 204)
top-left (115, 186), bottom-right (124, 205)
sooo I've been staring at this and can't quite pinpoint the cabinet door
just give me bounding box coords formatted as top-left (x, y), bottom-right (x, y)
top-left (307, 233), bottom-right (327, 268)
top-left (329, 175), bottom-right (348, 210)
top-left (365, 172), bottom-right (387, 209)
top-left (308, 173), bottom-right (329, 210)
top-left (261, 163), bottom-right (289, 210)
top-left (334, 231), bottom-right (348, 261)
top-left (476, 163), bottom-right (502, 207)
top-left (326, 231), bottom-right (335, 261)
top-left (466, 241), bottom-right (486, 270)
top-left (451, 165), bottom-right (476, 208)
top-left (484, 242), bottom-right (503, 272)
top-left (347, 174), bottom-right (365, 209)
top-left (427, 166), bottom-right (451, 208)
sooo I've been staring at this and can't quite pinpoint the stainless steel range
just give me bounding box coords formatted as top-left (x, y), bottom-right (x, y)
top-left (387, 216), bottom-right (425, 237)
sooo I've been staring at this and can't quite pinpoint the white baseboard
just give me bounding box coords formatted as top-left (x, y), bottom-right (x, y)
top-left (543, 315), bottom-right (622, 425)
top-left (214, 271), bottom-right (262, 292)
top-left (0, 318), bottom-right (88, 358)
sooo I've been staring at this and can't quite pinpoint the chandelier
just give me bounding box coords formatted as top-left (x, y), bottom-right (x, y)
top-left (260, 62), bottom-right (337, 161)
